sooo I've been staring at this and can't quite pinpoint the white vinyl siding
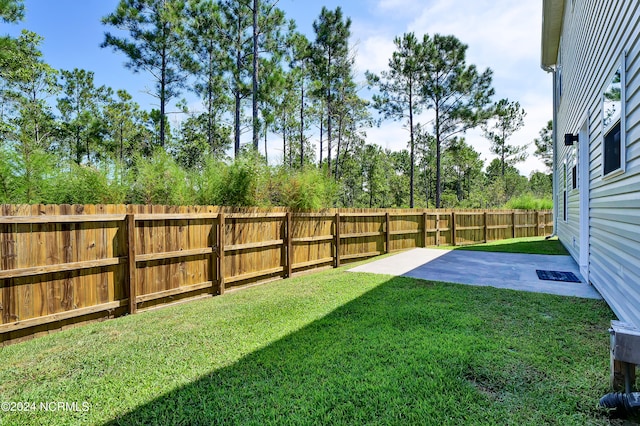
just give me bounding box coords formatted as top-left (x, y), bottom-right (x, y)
top-left (554, 1), bottom-right (640, 327)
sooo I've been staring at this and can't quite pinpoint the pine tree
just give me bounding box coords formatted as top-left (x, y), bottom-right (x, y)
top-left (183, 0), bottom-right (232, 157)
top-left (57, 69), bottom-right (111, 165)
top-left (367, 32), bottom-right (426, 208)
top-left (533, 120), bottom-right (553, 171)
top-left (311, 6), bottom-right (352, 177)
top-left (102, 0), bottom-right (188, 148)
top-left (482, 98), bottom-right (527, 177)
top-left (422, 34), bottom-right (494, 208)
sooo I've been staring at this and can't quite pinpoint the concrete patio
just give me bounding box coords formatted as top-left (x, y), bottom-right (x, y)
top-left (349, 248), bottom-right (602, 299)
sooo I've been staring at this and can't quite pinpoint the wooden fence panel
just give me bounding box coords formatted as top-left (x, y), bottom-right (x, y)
top-left (133, 215), bottom-right (216, 310)
top-left (424, 213), bottom-right (439, 246)
top-left (486, 212), bottom-right (511, 241)
top-left (339, 212), bottom-right (386, 262)
top-left (389, 213), bottom-right (422, 252)
top-left (454, 212), bottom-right (485, 246)
top-left (438, 212), bottom-right (453, 245)
top-left (290, 214), bottom-right (334, 273)
top-left (0, 204), bottom-right (129, 344)
top-left (223, 214), bottom-right (286, 287)
top-left (0, 205), bottom-right (554, 345)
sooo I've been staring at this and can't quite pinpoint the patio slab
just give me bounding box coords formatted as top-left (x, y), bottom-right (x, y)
top-left (348, 248), bottom-right (602, 299)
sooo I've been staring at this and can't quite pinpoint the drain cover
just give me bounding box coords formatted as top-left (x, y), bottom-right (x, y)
top-left (536, 270), bottom-right (581, 283)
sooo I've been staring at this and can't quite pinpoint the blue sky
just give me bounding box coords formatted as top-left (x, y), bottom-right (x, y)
top-left (5, 0), bottom-right (551, 175)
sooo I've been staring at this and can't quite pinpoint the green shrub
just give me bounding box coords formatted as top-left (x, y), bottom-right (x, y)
top-left (504, 193), bottom-right (553, 210)
top-left (46, 163), bottom-right (127, 204)
top-left (217, 150), bottom-right (269, 206)
top-left (280, 167), bottom-right (338, 210)
top-left (192, 157), bottom-right (227, 206)
top-left (129, 149), bottom-right (196, 205)
top-left (2, 148), bottom-right (58, 204)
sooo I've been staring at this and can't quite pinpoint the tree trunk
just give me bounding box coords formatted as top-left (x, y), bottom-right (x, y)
top-left (327, 87), bottom-right (332, 178)
top-left (334, 114), bottom-right (343, 179)
top-left (234, 89), bottom-right (241, 156)
top-left (264, 130), bottom-right (268, 165)
top-left (207, 49), bottom-right (214, 155)
top-left (252, 0), bottom-right (259, 150)
top-left (75, 126), bottom-right (81, 165)
top-left (326, 50), bottom-right (332, 177)
top-left (300, 83), bottom-right (304, 168)
top-left (119, 123), bottom-right (124, 165)
top-left (234, 26), bottom-right (242, 157)
top-left (435, 104), bottom-right (442, 209)
top-left (319, 110), bottom-right (323, 165)
top-left (160, 43), bottom-right (167, 148)
top-left (408, 85), bottom-right (415, 208)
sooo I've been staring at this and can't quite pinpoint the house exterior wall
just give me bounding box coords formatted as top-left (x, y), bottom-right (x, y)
top-left (552, 1), bottom-right (640, 327)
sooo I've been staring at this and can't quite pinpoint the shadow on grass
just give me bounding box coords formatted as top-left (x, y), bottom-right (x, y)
top-left (453, 238), bottom-right (569, 256)
top-left (107, 276), bottom-right (611, 425)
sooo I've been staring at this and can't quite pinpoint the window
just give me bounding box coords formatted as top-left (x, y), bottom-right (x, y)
top-left (572, 143), bottom-right (578, 191)
top-left (603, 121), bottom-right (621, 174)
top-left (556, 43), bottom-right (563, 105)
top-left (602, 54), bottom-right (625, 177)
top-left (563, 160), bottom-right (568, 222)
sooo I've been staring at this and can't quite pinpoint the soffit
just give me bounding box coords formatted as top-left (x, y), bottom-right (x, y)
top-left (541, 0), bottom-right (566, 67)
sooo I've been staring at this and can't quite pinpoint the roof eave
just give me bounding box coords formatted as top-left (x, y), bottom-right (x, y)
top-left (541, 0), bottom-right (565, 68)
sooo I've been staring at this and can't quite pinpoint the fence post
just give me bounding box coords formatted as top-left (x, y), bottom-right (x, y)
top-left (210, 216), bottom-right (217, 295)
top-left (451, 212), bottom-right (456, 246)
top-left (218, 213), bottom-right (225, 295)
top-left (484, 211), bottom-right (488, 243)
top-left (286, 212), bottom-right (293, 278)
top-left (536, 211), bottom-right (541, 237)
top-left (125, 214), bottom-right (137, 315)
top-left (385, 212), bottom-right (391, 253)
top-left (423, 212), bottom-right (428, 247)
top-left (335, 213), bottom-right (341, 268)
top-left (512, 211), bottom-right (517, 239)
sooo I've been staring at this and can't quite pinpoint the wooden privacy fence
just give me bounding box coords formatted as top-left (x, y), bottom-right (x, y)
top-left (0, 205), bottom-right (552, 345)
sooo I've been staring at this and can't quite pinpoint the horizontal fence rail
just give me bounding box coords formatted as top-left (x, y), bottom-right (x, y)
top-left (0, 204), bottom-right (553, 345)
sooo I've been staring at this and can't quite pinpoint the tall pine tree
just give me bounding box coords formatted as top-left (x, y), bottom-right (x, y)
top-left (102, 0), bottom-right (188, 148)
top-left (422, 34), bottom-right (494, 208)
top-left (482, 98), bottom-right (527, 177)
top-left (367, 32), bottom-right (426, 208)
top-left (311, 6), bottom-right (352, 177)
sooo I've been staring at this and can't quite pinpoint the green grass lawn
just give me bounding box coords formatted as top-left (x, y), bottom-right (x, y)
top-left (0, 244), bottom-right (621, 425)
top-left (440, 236), bottom-right (570, 256)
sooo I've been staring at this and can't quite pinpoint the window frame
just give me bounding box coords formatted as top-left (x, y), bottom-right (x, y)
top-left (602, 53), bottom-right (626, 179)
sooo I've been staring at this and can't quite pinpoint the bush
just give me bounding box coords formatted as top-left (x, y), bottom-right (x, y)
top-left (280, 167), bottom-right (337, 210)
top-left (129, 149), bottom-right (196, 205)
top-left (504, 193), bottom-right (553, 210)
top-left (217, 150), bottom-right (268, 206)
top-left (46, 163), bottom-right (127, 204)
top-left (192, 157), bottom-right (227, 206)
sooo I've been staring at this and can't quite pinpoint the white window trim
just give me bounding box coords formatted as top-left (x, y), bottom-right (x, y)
top-left (602, 52), bottom-right (626, 180)
top-left (569, 146), bottom-right (578, 193)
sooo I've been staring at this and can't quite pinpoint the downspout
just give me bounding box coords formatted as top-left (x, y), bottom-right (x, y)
top-left (599, 392), bottom-right (640, 415)
top-left (542, 64), bottom-right (558, 239)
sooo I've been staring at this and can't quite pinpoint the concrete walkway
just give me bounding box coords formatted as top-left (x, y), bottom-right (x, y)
top-left (348, 248), bottom-right (602, 299)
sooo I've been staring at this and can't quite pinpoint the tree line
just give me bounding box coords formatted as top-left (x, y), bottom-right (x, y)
top-left (0, 0), bottom-right (553, 209)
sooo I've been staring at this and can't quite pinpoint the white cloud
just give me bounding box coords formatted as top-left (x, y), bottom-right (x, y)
top-left (353, 35), bottom-right (397, 76)
top-left (374, 0), bottom-right (428, 19)
top-left (356, 0), bottom-right (552, 176)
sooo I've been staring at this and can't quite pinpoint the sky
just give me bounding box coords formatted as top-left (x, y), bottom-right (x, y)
top-left (4, 0), bottom-right (552, 176)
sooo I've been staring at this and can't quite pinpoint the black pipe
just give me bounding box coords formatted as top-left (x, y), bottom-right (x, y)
top-left (599, 392), bottom-right (640, 415)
